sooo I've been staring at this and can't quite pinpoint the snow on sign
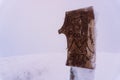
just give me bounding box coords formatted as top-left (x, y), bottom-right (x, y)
top-left (58, 6), bottom-right (96, 80)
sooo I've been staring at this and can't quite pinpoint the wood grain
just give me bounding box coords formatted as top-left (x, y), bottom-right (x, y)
top-left (59, 6), bottom-right (95, 69)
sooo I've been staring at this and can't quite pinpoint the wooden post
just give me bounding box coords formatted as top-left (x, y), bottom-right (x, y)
top-left (59, 6), bottom-right (95, 80)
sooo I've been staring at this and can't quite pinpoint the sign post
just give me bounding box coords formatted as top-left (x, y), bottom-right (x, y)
top-left (59, 6), bottom-right (95, 80)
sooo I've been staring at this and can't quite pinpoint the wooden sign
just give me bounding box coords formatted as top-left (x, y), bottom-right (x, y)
top-left (58, 6), bottom-right (95, 69)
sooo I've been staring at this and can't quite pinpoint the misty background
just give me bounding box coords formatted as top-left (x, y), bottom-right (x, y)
top-left (0, 0), bottom-right (120, 57)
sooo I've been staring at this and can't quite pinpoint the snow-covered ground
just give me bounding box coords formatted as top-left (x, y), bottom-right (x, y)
top-left (0, 53), bottom-right (70, 80)
top-left (0, 53), bottom-right (120, 80)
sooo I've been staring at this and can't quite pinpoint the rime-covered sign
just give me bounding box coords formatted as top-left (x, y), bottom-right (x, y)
top-left (58, 6), bottom-right (95, 69)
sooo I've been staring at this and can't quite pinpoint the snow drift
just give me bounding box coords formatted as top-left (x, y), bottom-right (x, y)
top-left (0, 53), bottom-right (120, 80)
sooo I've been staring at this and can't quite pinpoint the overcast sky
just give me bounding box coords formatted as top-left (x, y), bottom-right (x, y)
top-left (0, 0), bottom-right (120, 56)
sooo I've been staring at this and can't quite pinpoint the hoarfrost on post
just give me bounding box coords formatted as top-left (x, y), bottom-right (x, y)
top-left (70, 67), bottom-right (95, 80)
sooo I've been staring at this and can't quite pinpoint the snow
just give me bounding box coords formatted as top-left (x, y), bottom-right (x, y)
top-left (0, 0), bottom-right (119, 80)
top-left (0, 53), bottom-right (120, 80)
top-left (0, 53), bottom-right (70, 80)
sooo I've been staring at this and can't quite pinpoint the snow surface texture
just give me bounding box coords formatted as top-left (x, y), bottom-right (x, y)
top-left (0, 54), bottom-right (69, 80)
top-left (0, 53), bottom-right (120, 80)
